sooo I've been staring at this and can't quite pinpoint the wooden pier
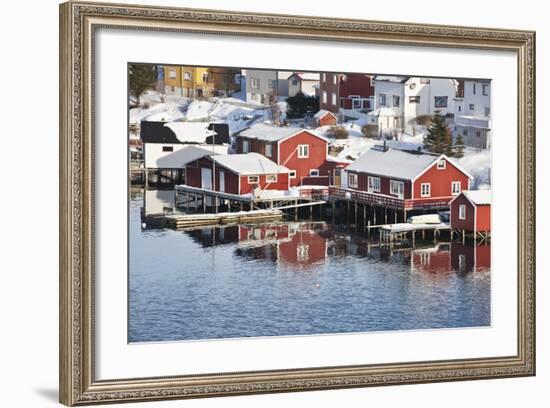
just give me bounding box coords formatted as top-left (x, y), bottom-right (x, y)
top-left (379, 222), bottom-right (451, 247)
top-left (146, 209), bottom-right (284, 229)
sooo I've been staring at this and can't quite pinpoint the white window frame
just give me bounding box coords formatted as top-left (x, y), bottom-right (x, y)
top-left (242, 140), bottom-right (249, 153)
top-left (250, 77), bottom-right (260, 89)
top-left (265, 144), bottom-right (272, 157)
top-left (390, 180), bottom-right (404, 197)
top-left (309, 169), bottom-right (319, 177)
top-left (331, 92), bottom-right (337, 105)
top-left (322, 91), bottom-right (327, 104)
top-left (322, 73), bottom-right (326, 82)
top-left (266, 174), bottom-right (277, 183)
top-left (168, 69), bottom-right (177, 79)
top-left (367, 176), bottom-right (381, 193)
top-left (459, 204), bottom-right (467, 220)
top-left (248, 175), bottom-right (259, 184)
top-left (183, 71), bottom-right (191, 81)
top-left (420, 183), bottom-right (431, 197)
top-left (297, 144), bottom-right (309, 158)
top-left (393, 95), bottom-right (400, 107)
top-left (451, 181), bottom-right (461, 195)
top-left (482, 83), bottom-right (489, 96)
top-left (289, 170), bottom-right (297, 179)
top-left (333, 75), bottom-right (337, 85)
top-left (437, 159), bottom-right (446, 169)
top-left (379, 94), bottom-right (386, 107)
top-left (349, 173), bottom-right (358, 188)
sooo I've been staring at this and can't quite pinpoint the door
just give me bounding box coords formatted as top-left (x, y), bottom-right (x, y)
top-left (396, 182), bottom-right (404, 199)
top-left (201, 167), bottom-right (212, 190)
top-left (219, 171), bottom-right (225, 192)
top-left (334, 168), bottom-right (342, 187)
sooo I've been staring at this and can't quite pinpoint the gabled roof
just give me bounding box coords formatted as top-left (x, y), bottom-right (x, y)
top-left (173, 145), bottom-right (222, 166)
top-left (346, 146), bottom-right (471, 181)
top-left (451, 190), bottom-right (492, 206)
top-left (288, 72), bottom-right (320, 81)
top-left (314, 109), bottom-right (337, 119)
top-left (238, 123), bottom-right (329, 143)
top-left (372, 75), bottom-right (410, 83)
top-left (367, 107), bottom-right (400, 117)
top-left (140, 121), bottom-right (218, 144)
top-left (211, 153), bottom-right (290, 175)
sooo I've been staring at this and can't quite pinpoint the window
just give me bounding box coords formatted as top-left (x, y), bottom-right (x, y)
top-left (476, 130), bottom-right (482, 138)
top-left (484, 106), bottom-right (491, 116)
top-left (322, 91), bottom-right (327, 104)
top-left (458, 104), bottom-right (462, 112)
top-left (379, 94), bottom-right (386, 106)
top-left (452, 181), bottom-right (461, 195)
top-left (463, 129), bottom-right (469, 136)
top-left (393, 95), bottom-right (400, 107)
top-left (322, 73), bottom-right (326, 82)
top-left (368, 176), bottom-right (381, 193)
top-left (202, 72), bottom-right (209, 82)
top-left (348, 173), bottom-right (358, 188)
top-left (168, 69), bottom-right (176, 79)
top-left (421, 183), bottom-right (431, 197)
top-left (333, 75), bottom-right (337, 85)
top-left (473, 83), bottom-right (477, 94)
top-left (332, 92), bottom-right (337, 105)
top-left (297, 243), bottom-right (309, 262)
top-left (289, 170), bottom-right (296, 178)
top-left (162, 146), bottom-right (173, 152)
top-left (458, 254), bottom-right (466, 271)
top-left (248, 175), bottom-right (259, 184)
top-left (265, 144), bottom-right (272, 157)
top-left (434, 96), bottom-right (448, 108)
top-left (459, 204), bottom-right (466, 220)
top-left (183, 71), bottom-right (191, 81)
top-left (482, 84), bottom-right (489, 96)
top-left (266, 174), bottom-right (277, 182)
top-left (297, 144), bottom-right (309, 158)
top-left (309, 169), bottom-right (319, 177)
top-left (409, 96), bottom-right (420, 103)
top-left (469, 103), bottom-right (475, 111)
top-left (268, 79), bottom-right (276, 89)
top-left (390, 180), bottom-right (404, 196)
top-left (242, 140), bottom-right (249, 153)
top-left (291, 79), bottom-right (298, 86)
top-left (437, 159), bottom-right (446, 169)
top-left (250, 77), bottom-right (260, 89)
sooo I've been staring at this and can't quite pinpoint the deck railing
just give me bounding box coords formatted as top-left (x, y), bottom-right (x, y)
top-left (328, 187), bottom-right (451, 210)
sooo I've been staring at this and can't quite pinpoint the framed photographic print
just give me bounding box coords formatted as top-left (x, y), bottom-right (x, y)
top-left (59, 1), bottom-right (536, 405)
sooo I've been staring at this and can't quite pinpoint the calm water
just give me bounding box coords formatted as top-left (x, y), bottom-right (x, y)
top-left (129, 190), bottom-right (491, 343)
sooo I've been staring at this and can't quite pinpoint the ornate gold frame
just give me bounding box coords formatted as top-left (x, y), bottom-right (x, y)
top-left (59, 1), bottom-right (536, 405)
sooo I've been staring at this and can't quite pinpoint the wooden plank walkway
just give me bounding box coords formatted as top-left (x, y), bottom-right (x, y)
top-left (147, 209), bottom-right (283, 229)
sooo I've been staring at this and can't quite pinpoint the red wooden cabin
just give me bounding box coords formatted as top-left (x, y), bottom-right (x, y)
top-left (341, 146), bottom-right (473, 211)
top-left (235, 123), bottom-right (330, 187)
top-left (313, 109), bottom-right (338, 127)
top-left (185, 152), bottom-right (290, 195)
top-left (450, 190), bottom-right (491, 234)
top-left (319, 73), bottom-right (374, 113)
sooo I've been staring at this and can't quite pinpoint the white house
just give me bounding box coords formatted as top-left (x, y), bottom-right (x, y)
top-left (454, 79), bottom-right (492, 149)
top-left (140, 121), bottom-right (227, 170)
top-left (368, 76), bottom-right (459, 134)
top-left (277, 72), bottom-right (320, 99)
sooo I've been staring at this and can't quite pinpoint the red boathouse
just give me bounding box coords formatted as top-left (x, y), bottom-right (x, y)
top-left (235, 123), bottom-right (330, 187)
top-left (339, 146), bottom-right (473, 212)
top-left (185, 152), bottom-right (290, 195)
top-left (450, 190), bottom-right (491, 237)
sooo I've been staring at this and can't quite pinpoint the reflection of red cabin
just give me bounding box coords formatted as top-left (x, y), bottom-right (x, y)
top-left (314, 109), bottom-right (337, 127)
top-left (450, 190), bottom-right (491, 234)
top-left (185, 152), bottom-right (290, 195)
top-left (236, 123), bottom-right (329, 187)
top-left (344, 146), bottom-right (472, 210)
top-left (451, 242), bottom-right (491, 272)
top-left (411, 245), bottom-right (451, 273)
top-left (279, 227), bottom-right (327, 266)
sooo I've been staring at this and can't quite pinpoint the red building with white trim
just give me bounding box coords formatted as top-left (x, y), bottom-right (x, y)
top-left (235, 123), bottom-right (330, 187)
top-left (319, 73), bottom-right (374, 114)
top-left (341, 146), bottom-right (473, 211)
top-left (185, 152), bottom-right (290, 195)
top-left (313, 109), bottom-right (338, 127)
top-left (450, 190), bottom-right (491, 234)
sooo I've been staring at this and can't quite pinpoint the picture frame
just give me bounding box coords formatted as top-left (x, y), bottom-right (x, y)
top-left (59, 1), bottom-right (536, 405)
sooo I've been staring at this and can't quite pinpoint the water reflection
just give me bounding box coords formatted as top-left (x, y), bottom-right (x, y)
top-left (129, 190), bottom-right (491, 342)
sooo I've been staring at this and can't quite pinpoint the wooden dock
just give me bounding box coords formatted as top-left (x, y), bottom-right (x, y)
top-left (146, 209), bottom-right (284, 229)
top-left (379, 222), bottom-right (451, 246)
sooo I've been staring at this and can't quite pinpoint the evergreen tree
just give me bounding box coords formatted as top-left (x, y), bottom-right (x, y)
top-left (454, 133), bottom-right (466, 158)
top-left (129, 63), bottom-right (157, 107)
top-left (423, 113), bottom-right (452, 154)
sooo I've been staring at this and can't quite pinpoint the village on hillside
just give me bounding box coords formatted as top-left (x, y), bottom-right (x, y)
top-left (129, 64), bottom-right (492, 242)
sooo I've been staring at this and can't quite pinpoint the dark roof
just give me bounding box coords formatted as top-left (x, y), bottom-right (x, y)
top-left (206, 123), bottom-right (230, 144)
top-left (140, 121), bottom-right (182, 144)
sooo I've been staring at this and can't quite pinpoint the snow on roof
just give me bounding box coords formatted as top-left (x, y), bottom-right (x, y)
top-left (373, 75), bottom-right (410, 83)
top-left (346, 147), bottom-right (440, 180)
top-left (163, 122), bottom-right (216, 144)
top-left (463, 190), bottom-right (491, 205)
top-left (314, 109), bottom-right (336, 119)
top-left (212, 153), bottom-right (290, 175)
top-left (368, 107), bottom-right (401, 117)
top-left (239, 123), bottom-right (329, 143)
top-left (290, 72), bottom-right (320, 81)
top-left (174, 145), bottom-right (222, 165)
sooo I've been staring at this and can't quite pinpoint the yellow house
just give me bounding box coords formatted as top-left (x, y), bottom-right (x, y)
top-left (163, 66), bottom-right (213, 98)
